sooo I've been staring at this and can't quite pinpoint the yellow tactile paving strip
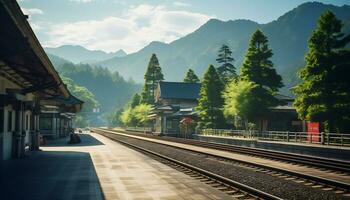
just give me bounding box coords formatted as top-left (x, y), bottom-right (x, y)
top-left (41, 133), bottom-right (233, 200)
top-left (104, 130), bottom-right (350, 185)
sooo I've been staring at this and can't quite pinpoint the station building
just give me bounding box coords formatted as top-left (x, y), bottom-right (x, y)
top-left (0, 0), bottom-right (83, 160)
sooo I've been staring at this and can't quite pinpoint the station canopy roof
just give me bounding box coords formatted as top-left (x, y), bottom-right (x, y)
top-left (0, 0), bottom-right (68, 98)
top-left (0, 0), bottom-right (83, 112)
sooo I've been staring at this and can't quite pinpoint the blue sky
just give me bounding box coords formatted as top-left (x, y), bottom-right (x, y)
top-left (18, 0), bottom-right (350, 53)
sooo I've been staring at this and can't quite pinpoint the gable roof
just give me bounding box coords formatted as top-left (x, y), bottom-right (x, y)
top-left (275, 94), bottom-right (294, 101)
top-left (158, 81), bottom-right (201, 100)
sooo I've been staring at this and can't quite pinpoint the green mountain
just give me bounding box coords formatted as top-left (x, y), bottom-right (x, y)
top-left (45, 45), bottom-right (127, 63)
top-left (48, 56), bottom-right (141, 126)
top-left (47, 53), bottom-right (72, 66)
top-left (57, 63), bottom-right (141, 112)
top-left (95, 2), bottom-right (350, 94)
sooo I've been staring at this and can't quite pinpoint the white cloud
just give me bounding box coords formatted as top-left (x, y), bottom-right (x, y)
top-left (173, 1), bottom-right (191, 7)
top-left (44, 4), bottom-right (212, 53)
top-left (21, 8), bottom-right (44, 31)
top-left (21, 8), bottom-right (44, 15)
top-left (29, 22), bottom-right (42, 31)
top-left (69, 0), bottom-right (94, 3)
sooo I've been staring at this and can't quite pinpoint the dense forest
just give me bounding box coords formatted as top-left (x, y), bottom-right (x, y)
top-left (61, 76), bottom-right (100, 127)
top-left (48, 54), bottom-right (141, 126)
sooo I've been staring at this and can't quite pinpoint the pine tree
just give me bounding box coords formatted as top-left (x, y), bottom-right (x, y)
top-left (140, 54), bottom-right (164, 104)
top-left (239, 30), bottom-right (283, 129)
top-left (183, 69), bottom-right (200, 83)
top-left (216, 44), bottom-right (236, 83)
top-left (130, 93), bottom-right (141, 108)
top-left (196, 65), bottom-right (225, 129)
top-left (240, 30), bottom-right (283, 91)
top-left (293, 11), bottom-right (350, 132)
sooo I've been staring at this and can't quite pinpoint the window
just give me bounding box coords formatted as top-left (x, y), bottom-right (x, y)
top-left (39, 117), bottom-right (52, 130)
top-left (166, 119), bottom-right (179, 132)
top-left (166, 120), bottom-right (172, 129)
top-left (7, 111), bottom-right (12, 132)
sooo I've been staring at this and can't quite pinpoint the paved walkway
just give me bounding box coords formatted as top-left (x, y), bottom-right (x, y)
top-left (0, 132), bottom-right (232, 200)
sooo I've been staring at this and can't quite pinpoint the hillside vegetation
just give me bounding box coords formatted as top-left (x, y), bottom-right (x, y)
top-left (49, 55), bottom-right (141, 125)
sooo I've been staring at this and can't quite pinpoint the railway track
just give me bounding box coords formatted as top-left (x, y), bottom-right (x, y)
top-left (164, 136), bottom-right (350, 173)
top-left (93, 128), bottom-right (350, 194)
top-left (94, 129), bottom-right (282, 200)
top-left (111, 128), bottom-right (350, 174)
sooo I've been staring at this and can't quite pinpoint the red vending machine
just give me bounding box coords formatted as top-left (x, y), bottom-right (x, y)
top-left (307, 122), bottom-right (320, 142)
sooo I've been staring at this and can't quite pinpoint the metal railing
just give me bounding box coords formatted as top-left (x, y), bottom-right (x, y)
top-left (200, 129), bottom-right (350, 146)
top-left (125, 126), bottom-right (153, 133)
top-left (201, 129), bottom-right (255, 138)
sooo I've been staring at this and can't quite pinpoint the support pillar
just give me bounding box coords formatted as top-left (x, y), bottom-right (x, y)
top-left (30, 114), bottom-right (40, 151)
top-left (13, 102), bottom-right (25, 158)
top-left (30, 101), bottom-right (40, 151)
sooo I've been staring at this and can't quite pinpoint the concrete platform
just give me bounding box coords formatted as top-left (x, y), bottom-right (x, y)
top-left (0, 133), bottom-right (232, 200)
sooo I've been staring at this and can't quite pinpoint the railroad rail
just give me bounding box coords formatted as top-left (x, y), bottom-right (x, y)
top-left (110, 128), bottom-right (350, 174)
top-left (93, 128), bottom-right (282, 200)
top-left (164, 136), bottom-right (350, 173)
top-left (92, 128), bottom-right (350, 192)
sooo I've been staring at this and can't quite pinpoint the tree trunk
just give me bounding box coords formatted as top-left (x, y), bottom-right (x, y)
top-left (327, 119), bottom-right (334, 133)
top-left (244, 118), bottom-right (249, 131)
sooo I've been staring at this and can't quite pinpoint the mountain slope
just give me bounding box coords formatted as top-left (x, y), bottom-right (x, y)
top-left (95, 2), bottom-right (350, 94)
top-left (45, 45), bottom-right (127, 63)
top-left (97, 19), bottom-right (259, 82)
top-left (47, 53), bottom-right (72, 66)
top-left (47, 55), bottom-right (141, 126)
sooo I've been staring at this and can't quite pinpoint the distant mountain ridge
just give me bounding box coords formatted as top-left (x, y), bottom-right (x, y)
top-left (47, 2), bottom-right (350, 95)
top-left (45, 45), bottom-right (127, 63)
top-left (94, 2), bottom-right (350, 94)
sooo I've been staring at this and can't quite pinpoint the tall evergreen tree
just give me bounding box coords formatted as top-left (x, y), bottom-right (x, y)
top-left (197, 65), bottom-right (225, 129)
top-left (140, 54), bottom-right (164, 104)
top-left (183, 69), bottom-right (200, 83)
top-left (240, 30), bottom-right (283, 91)
top-left (216, 44), bottom-right (236, 83)
top-left (240, 30), bottom-right (283, 129)
top-left (293, 11), bottom-right (350, 133)
top-left (130, 93), bottom-right (141, 108)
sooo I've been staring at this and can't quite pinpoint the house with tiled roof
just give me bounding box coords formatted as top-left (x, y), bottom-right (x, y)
top-left (150, 81), bottom-right (200, 135)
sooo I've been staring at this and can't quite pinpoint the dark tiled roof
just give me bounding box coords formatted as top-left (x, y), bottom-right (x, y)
top-left (47, 94), bottom-right (84, 105)
top-left (275, 94), bottom-right (294, 101)
top-left (159, 81), bottom-right (201, 100)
